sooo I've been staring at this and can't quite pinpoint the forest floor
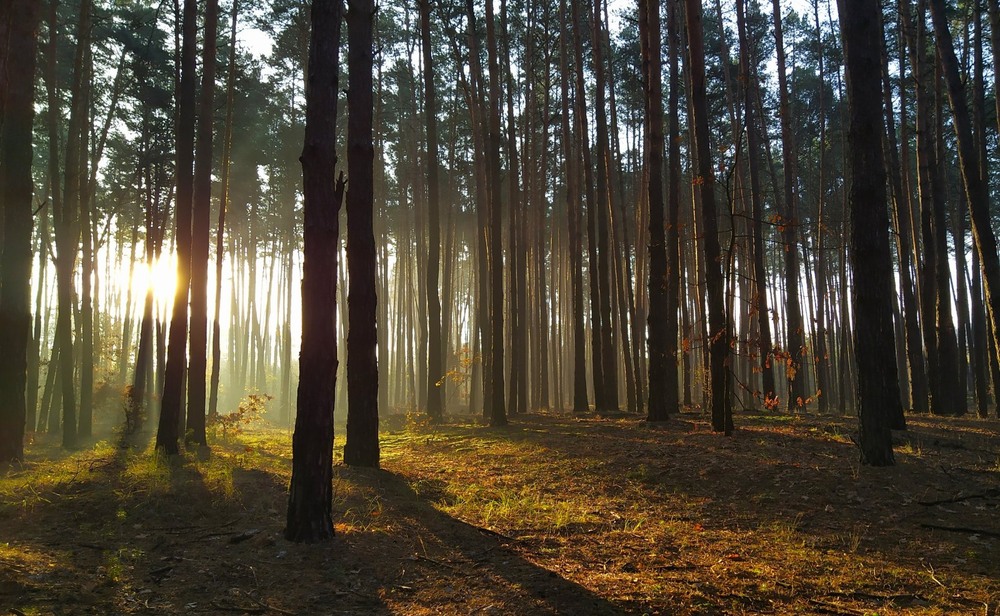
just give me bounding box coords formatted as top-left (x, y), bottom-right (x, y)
top-left (1, 409), bottom-right (999, 615)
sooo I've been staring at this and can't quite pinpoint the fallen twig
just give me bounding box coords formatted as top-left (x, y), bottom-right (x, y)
top-left (921, 560), bottom-right (947, 588)
top-left (918, 489), bottom-right (1000, 506)
top-left (210, 600), bottom-right (265, 614)
top-left (148, 565), bottom-right (173, 578)
top-left (410, 554), bottom-right (458, 570)
top-left (807, 599), bottom-right (863, 615)
top-left (920, 523), bottom-right (1000, 538)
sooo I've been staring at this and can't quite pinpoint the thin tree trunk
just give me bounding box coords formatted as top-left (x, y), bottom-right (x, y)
top-left (187, 0), bottom-right (219, 450)
top-left (929, 0), bottom-right (1000, 382)
top-left (157, 0), bottom-right (198, 454)
top-left (210, 0), bottom-right (239, 422)
top-left (684, 0), bottom-right (731, 433)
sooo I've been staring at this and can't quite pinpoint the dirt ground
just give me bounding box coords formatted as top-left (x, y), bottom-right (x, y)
top-left (1, 410), bottom-right (998, 615)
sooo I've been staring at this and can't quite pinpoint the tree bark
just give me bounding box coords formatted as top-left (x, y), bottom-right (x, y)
top-left (157, 0), bottom-right (198, 454)
top-left (210, 0), bottom-right (239, 422)
top-left (684, 0), bottom-right (731, 433)
top-left (286, 0), bottom-right (343, 543)
top-left (188, 0), bottom-right (219, 450)
top-left (929, 0), bottom-right (1000, 385)
top-left (641, 0), bottom-right (672, 420)
top-left (560, 0), bottom-right (588, 413)
top-left (344, 0), bottom-right (380, 466)
top-left (841, 0), bottom-right (900, 466)
top-left (0, 0), bottom-right (41, 465)
top-left (419, 0), bottom-right (443, 423)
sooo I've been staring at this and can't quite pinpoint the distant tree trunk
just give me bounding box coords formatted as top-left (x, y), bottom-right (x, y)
top-left (78, 43), bottom-right (94, 439)
top-left (738, 0), bottom-right (776, 408)
top-left (344, 0), bottom-right (380, 467)
top-left (970, 0), bottom-right (990, 418)
top-left (0, 0), bottom-right (41, 465)
top-left (666, 0), bottom-right (683, 415)
top-left (641, 0), bottom-right (671, 421)
top-left (929, 0), bottom-right (1000, 384)
top-left (286, 0), bottom-right (343, 543)
top-left (571, 0), bottom-right (605, 412)
top-left (210, 0), bottom-right (239, 422)
top-left (484, 0), bottom-right (507, 426)
top-left (771, 0), bottom-right (806, 411)
top-left (188, 0), bottom-right (219, 450)
top-left (590, 0), bottom-right (619, 411)
top-left (54, 0), bottom-right (93, 449)
top-left (560, 0), bottom-right (588, 413)
top-left (684, 0), bottom-right (731, 433)
top-left (419, 0), bottom-right (443, 423)
top-left (841, 0), bottom-right (899, 466)
top-left (884, 2), bottom-right (926, 415)
top-left (157, 0), bottom-right (198, 455)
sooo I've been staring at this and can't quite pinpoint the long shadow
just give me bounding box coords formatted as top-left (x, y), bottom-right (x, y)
top-left (339, 466), bottom-right (635, 615)
top-left (397, 411), bottom-right (1000, 611)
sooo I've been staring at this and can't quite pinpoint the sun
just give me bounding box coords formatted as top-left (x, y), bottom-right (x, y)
top-left (128, 255), bottom-right (178, 307)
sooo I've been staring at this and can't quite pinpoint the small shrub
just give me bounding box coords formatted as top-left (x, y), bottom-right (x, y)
top-left (121, 385), bottom-right (144, 437)
top-left (210, 394), bottom-right (272, 439)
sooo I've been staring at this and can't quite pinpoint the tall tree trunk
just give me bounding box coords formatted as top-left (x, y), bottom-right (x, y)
top-left (0, 0), bottom-right (41, 464)
top-left (684, 0), bottom-right (731, 433)
top-left (929, 0), bottom-right (1000, 382)
top-left (642, 0), bottom-right (672, 420)
top-left (590, 0), bottom-right (619, 411)
top-left (571, 0), bottom-right (605, 411)
top-left (210, 0), bottom-right (239, 422)
top-left (188, 0), bottom-right (219, 450)
top-left (771, 0), bottom-right (806, 411)
top-left (484, 0), bottom-right (507, 426)
top-left (286, 0), bottom-right (343, 543)
top-left (560, 0), bottom-right (588, 413)
top-left (667, 0), bottom-right (683, 416)
top-left (54, 0), bottom-right (93, 449)
top-left (78, 43), bottom-right (94, 439)
top-left (841, 0), bottom-right (900, 466)
top-left (419, 0), bottom-right (443, 423)
top-left (344, 0), bottom-right (379, 466)
top-left (157, 0), bottom-right (198, 454)
top-left (739, 0), bottom-right (777, 408)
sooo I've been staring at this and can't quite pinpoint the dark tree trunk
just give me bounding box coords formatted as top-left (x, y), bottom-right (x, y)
top-left (286, 0), bottom-right (343, 543)
top-left (885, 1), bottom-right (927, 415)
top-left (641, 0), bottom-right (671, 421)
top-left (54, 0), bottom-right (93, 449)
top-left (210, 0), bottom-right (239, 422)
top-left (590, 0), bottom-right (619, 411)
top-left (0, 0), bottom-right (41, 465)
top-left (157, 0), bottom-right (198, 455)
top-left (771, 0), bottom-right (806, 411)
top-left (484, 0), bottom-right (507, 426)
top-left (560, 0), bottom-right (588, 413)
top-left (78, 43), bottom-right (94, 439)
top-left (188, 0), bottom-right (219, 450)
top-left (572, 0), bottom-right (604, 412)
top-left (419, 0), bottom-right (443, 423)
top-left (684, 0), bottom-right (731, 434)
top-left (841, 0), bottom-right (900, 466)
top-left (929, 0), bottom-right (1000, 384)
top-left (344, 0), bottom-right (379, 467)
top-left (739, 0), bottom-right (776, 407)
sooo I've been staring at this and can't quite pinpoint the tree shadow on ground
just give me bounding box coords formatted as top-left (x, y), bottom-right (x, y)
top-left (389, 410), bottom-right (1000, 613)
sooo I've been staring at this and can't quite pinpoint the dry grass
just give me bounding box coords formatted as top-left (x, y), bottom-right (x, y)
top-left (1, 410), bottom-right (998, 615)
